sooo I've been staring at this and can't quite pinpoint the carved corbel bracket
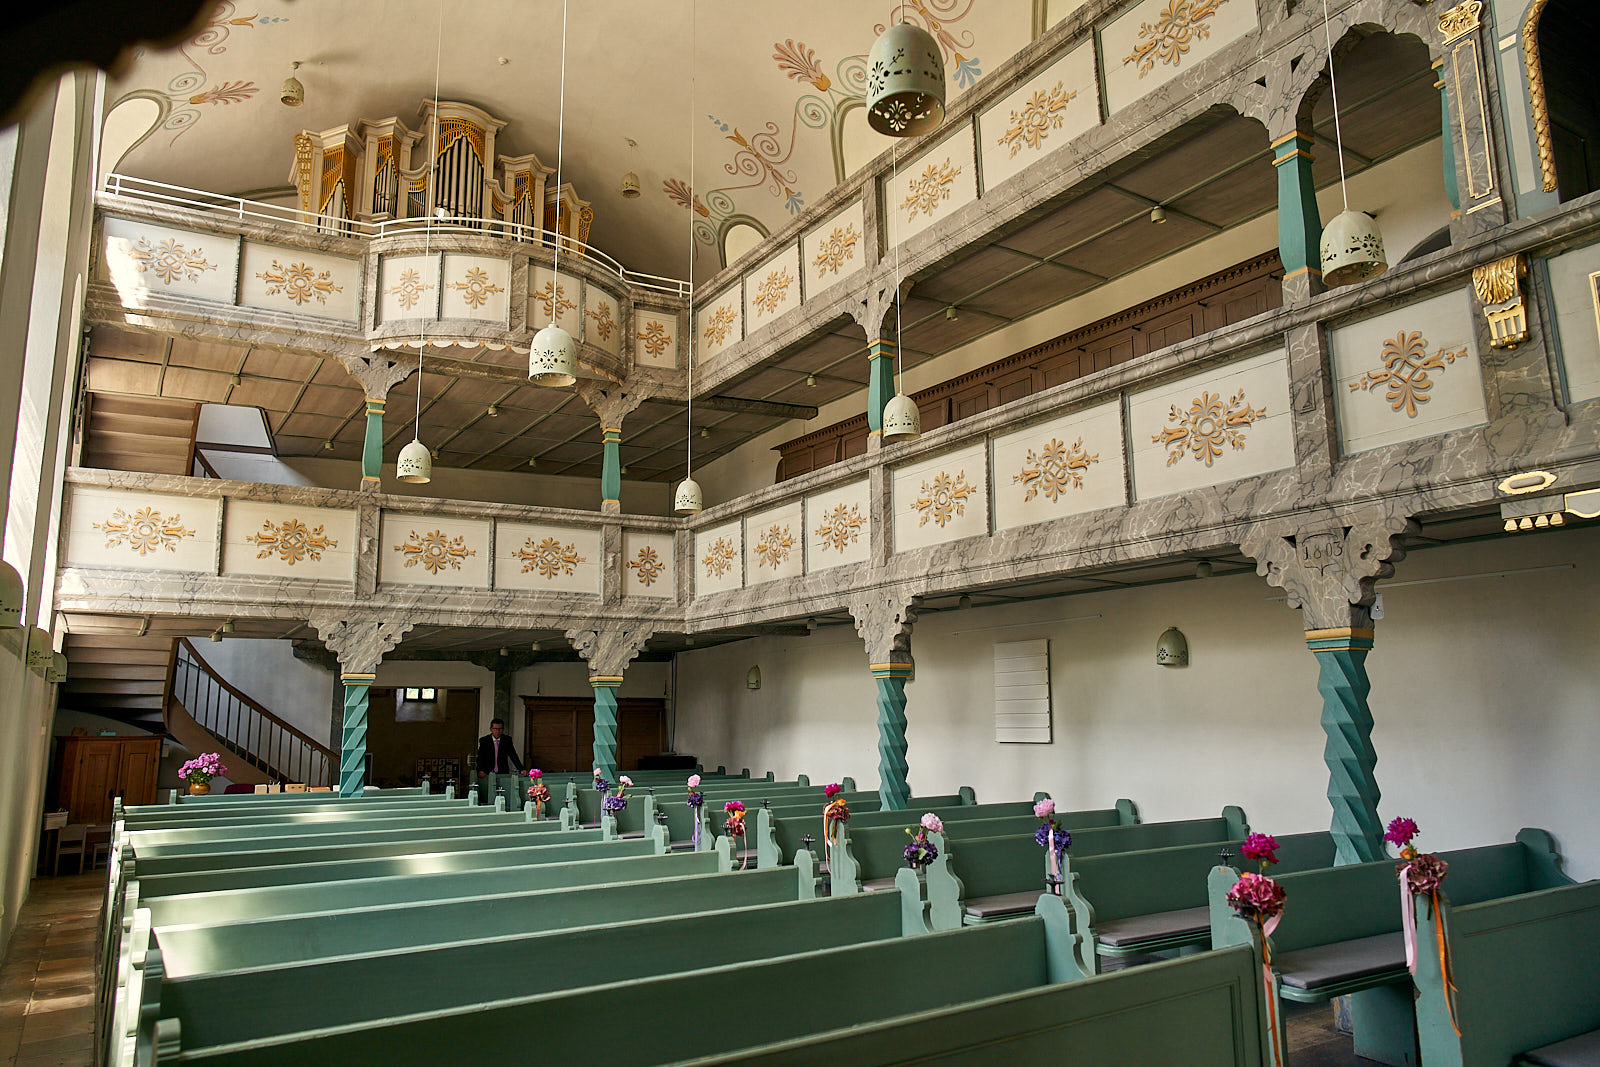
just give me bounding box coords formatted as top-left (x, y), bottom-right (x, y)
top-left (565, 626), bottom-right (654, 679)
top-left (309, 613), bottom-right (414, 676)
top-left (848, 590), bottom-right (920, 667)
top-left (1472, 254), bottom-right (1530, 349)
top-left (1241, 513), bottom-right (1417, 631)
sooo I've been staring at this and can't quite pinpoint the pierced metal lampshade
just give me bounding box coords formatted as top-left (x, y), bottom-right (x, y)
top-left (620, 172), bottom-right (641, 198)
top-left (882, 392), bottom-right (921, 443)
top-left (47, 652), bottom-right (67, 684)
top-left (280, 62), bottom-right (304, 107)
top-left (1319, 209), bottom-right (1387, 288)
top-left (1155, 626), bottom-right (1189, 667)
top-left (673, 477), bottom-right (704, 515)
top-left (397, 438), bottom-right (433, 483)
top-left (529, 323), bottom-right (577, 387)
top-left (25, 627), bottom-right (52, 674)
top-left (0, 561), bottom-right (23, 629)
top-left (866, 22), bottom-right (946, 137)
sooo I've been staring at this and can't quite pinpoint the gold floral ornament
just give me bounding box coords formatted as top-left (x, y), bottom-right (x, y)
top-left (814, 503), bottom-right (865, 552)
top-left (702, 536), bottom-right (736, 579)
top-left (535, 280), bottom-right (577, 321)
top-left (1153, 389), bottom-right (1264, 467)
top-left (245, 517), bottom-right (337, 564)
top-left (256, 260), bottom-right (344, 306)
top-left (514, 535), bottom-right (585, 579)
top-left (627, 545), bottom-right (666, 586)
top-left (127, 237), bottom-right (217, 285)
top-left (386, 267), bottom-right (434, 311)
top-left (1014, 437), bottom-right (1100, 502)
top-left (449, 266), bottom-right (505, 310)
top-left (754, 524), bottom-right (795, 569)
top-left (705, 305), bottom-right (737, 347)
top-left (1349, 331), bottom-right (1467, 418)
top-left (94, 506), bottom-right (195, 556)
top-left (996, 82), bottom-right (1077, 158)
top-left (752, 268), bottom-right (795, 317)
top-left (902, 158), bottom-right (961, 222)
top-left (637, 319), bottom-right (672, 358)
top-left (913, 470), bottom-right (976, 528)
top-left (774, 39), bottom-right (831, 92)
top-left (1124, 0), bottom-right (1231, 77)
top-left (587, 301), bottom-right (616, 341)
top-left (395, 528), bottom-right (476, 575)
top-left (811, 225), bottom-right (860, 277)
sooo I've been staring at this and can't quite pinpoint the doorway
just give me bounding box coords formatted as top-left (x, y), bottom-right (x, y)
top-left (366, 687), bottom-right (479, 788)
top-left (1537, 1), bottom-right (1600, 201)
top-left (522, 696), bottom-right (666, 773)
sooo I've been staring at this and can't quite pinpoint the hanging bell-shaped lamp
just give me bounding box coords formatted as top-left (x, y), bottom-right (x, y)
top-left (280, 61), bottom-right (305, 108)
top-left (25, 626), bottom-right (53, 675)
top-left (0, 561), bottom-right (23, 629)
top-left (529, 323), bottom-right (577, 387)
top-left (881, 392), bottom-right (921, 443)
top-left (397, 438), bottom-right (433, 483)
top-left (1155, 626), bottom-right (1190, 667)
top-left (1319, 210), bottom-right (1387, 288)
top-left (866, 22), bottom-right (946, 137)
top-left (673, 476), bottom-right (704, 515)
top-left (47, 651), bottom-right (68, 684)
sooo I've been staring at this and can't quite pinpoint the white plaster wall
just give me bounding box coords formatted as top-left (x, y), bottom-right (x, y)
top-left (195, 638), bottom-right (336, 745)
top-left (0, 632), bottom-right (58, 955)
top-left (675, 526), bottom-right (1600, 881)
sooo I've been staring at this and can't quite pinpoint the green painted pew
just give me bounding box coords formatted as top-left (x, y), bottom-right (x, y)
top-left (1208, 829), bottom-right (1573, 1066)
top-left (566, 771), bottom-right (810, 824)
top-left (1063, 831), bottom-right (1336, 972)
top-left (145, 892), bottom-right (914, 1051)
top-left (160, 784), bottom-right (429, 806)
top-left (117, 795), bottom-right (471, 832)
top-left (653, 780), bottom-right (863, 851)
top-left (151, 857), bottom-right (817, 975)
top-left (1412, 879), bottom-right (1600, 1067)
top-left (124, 808), bottom-right (535, 847)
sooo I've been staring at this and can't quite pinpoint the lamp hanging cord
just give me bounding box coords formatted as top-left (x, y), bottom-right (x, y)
top-left (893, 142), bottom-right (903, 389)
top-left (685, 0), bottom-right (696, 479)
top-left (418, 1), bottom-right (445, 437)
top-left (551, 0), bottom-right (569, 322)
top-left (1320, 0), bottom-right (1351, 212)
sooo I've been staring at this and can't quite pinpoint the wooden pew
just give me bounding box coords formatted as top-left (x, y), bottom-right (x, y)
top-left (652, 781), bottom-right (866, 853)
top-left (124, 808), bottom-right (535, 847)
top-left (754, 793), bottom-right (985, 868)
top-left (1412, 879), bottom-right (1600, 1067)
top-left (116, 794), bottom-right (470, 832)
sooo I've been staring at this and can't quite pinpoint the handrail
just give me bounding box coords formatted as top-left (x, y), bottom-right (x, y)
top-left (101, 173), bottom-right (691, 297)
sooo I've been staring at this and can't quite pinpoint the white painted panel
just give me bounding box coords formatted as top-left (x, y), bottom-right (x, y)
top-left (222, 501), bottom-right (355, 582)
top-left (979, 42), bottom-right (1100, 191)
top-left (378, 514), bottom-right (491, 588)
top-left (622, 530), bottom-right (675, 599)
top-left (744, 501), bottom-right (804, 585)
top-left (439, 253), bottom-right (510, 323)
top-left (377, 254), bottom-right (439, 324)
top-left (633, 307), bottom-right (679, 368)
top-left (801, 200), bottom-right (865, 302)
top-left (992, 402), bottom-right (1126, 532)
top-left (494, 522), bottom-right (600, 595)
top-left (238, 242), bottom-right (360, 321)
top-left (1330, 287), bottom-right (1488, 453)
top-left (995, 638), bottom-right (1051, 744)
top-left (582, 286), bottom-right (623, 355)
top-left (696, 286), bottom-right (742, 362)
top-left (1546, 242), bottom-right (1600, 402)
top-left (100, 217), bottom-right (239, 305)
top-left (745, 245), bottom-right (802, 329)
top-left (65, 487), bottom-right (220, 574)
top-left (1129, 348), bottom-right (1294, 501)
top-left (694, 521), bottom-right (743, 595)
top-left (892, 442), bottom-right (990, 552)
top-left (1103, 0), bottom-right (1259, 114)
top-left (889, 128), bottom-right (979, 246)
top-left (805, 479), bottom-right (870, 573)
top-left (530, 266), bottom-right (583, 335)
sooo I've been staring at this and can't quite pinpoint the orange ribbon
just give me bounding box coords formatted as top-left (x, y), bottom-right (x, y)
top-left (1433, 890), bottom-right (1461, 1036)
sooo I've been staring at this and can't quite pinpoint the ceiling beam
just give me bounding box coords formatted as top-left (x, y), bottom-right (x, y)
top-left (699, 394), bottom-right (817, 420)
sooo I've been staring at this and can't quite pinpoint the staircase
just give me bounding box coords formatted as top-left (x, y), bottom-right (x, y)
top-left (60, 634), bottom-right (171, 730)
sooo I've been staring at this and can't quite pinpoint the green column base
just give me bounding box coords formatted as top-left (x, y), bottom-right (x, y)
top-left (600, 427), bottom-right (622, 508)
top-left (873, 664), bottom-right (911, 810)
top-left (590, 676), bottom-right (621, 786)
top-left (1307, 628), bottom-right (1383, 865)
top-left (339, 674), bottom-right (374, 797)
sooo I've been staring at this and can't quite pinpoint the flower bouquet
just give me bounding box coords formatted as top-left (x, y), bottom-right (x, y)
top-left (1225, 851), bottom-right (1287, 1067)
top-left (602, 775), bottom-right (633, 815)
top-left (526, 768), bottom-right (552, 818)
top-left (822, 782), bottom-right (850, 868)
top-left (904, 813), bottom-right (942, 870)
top-left (179, 752), bottom-right (226, 795)
top-left (1242, 832), bottom-right (1280, 872)
top-left (1386, 815), bottom-right (1455, 1024)
top-left (724, 800), bottom-right (748, 868)
top-left (686, 774), bottom-right (706, 849)
top-left (1033, 798), bottom-right (1071, 893)
top-left (592, 768), bottom-right (611, 793)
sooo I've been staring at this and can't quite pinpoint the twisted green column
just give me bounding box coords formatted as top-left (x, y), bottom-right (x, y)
top-left (600, 426), bottom-right (622, 509)
top-left (867, 337), bottom-right (895, 440)
top-left (339, 673), bottom-right (374, 797)
top-left (590, 674), bottom-right (621, 785)
top-left (1434, 59), bottom-right (1461, 211)
top-left (873, 663), bottom-right (912, 810)
top-left (1307, 628), bottom-right (1382, 864)
top-left (360, 398), bottom-right (385, 486)
top-left (1271, 131), bottom-right (1322, 286)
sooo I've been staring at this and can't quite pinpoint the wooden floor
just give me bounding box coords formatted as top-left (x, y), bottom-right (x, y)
top-left (0, 873), bottom-right (101, 1067)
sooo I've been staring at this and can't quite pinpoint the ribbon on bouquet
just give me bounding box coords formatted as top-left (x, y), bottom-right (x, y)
top-left (1260, 913), bottom-right (1284, 1067)
top-left (691, 811), bottom-right (701, 851)
top-left (1045, 839), bottom-right (1061, 893)
top-left (1401, 874), bottom-right (1419, 973)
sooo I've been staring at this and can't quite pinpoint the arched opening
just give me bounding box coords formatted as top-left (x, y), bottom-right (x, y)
top-left (97, 93), bottom-right (166, 187)
top-left (1534, 0), bottom-right (1600, 201)
top-left (718, 218), bottom-right (768, 270)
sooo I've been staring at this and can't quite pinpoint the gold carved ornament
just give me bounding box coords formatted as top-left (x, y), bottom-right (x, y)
top-left (1437, 0), bottom-right (1482, 42)
top-left (627, 545), bottom-right (666, 586)
top-left (395, 529), bottom-right (476, 575)
top-left (1523, 0), bottom-right (1558, 194)
top-left (996, 82), bottom-right (1077, 158)
top-left (246, 517), bottom-right (337, 564)
top-left (1153, 389), bottom-right (1264, 467)
top-left (127, 237), bottom-right (217, 285)
top-left (702, 536), bottom-right (736, 579)
top-left (535, 280), bottom-right (578, 321)
top-left (902, 158), bottom-right (961, 222)
top-left (1124, 0), bottom-right (1231, 77)
top-left (434, 117), bottom-right (486, 162)
top-left (637, 319), bottom-right (672, 357)
top-left (812, 224), bottom-right (860, 277)
top-left (449, 266), bottom-right (505, 310)
top-left (587, 301), bottom-right (616, 341)
top-left (1471, 254), bottom-right (1530, 349)
top-left (513, 536), bottom-right (585, 579)
top-left (752, 268), bottom-right (796, 317)
top-left (912, 470), bottom-right (976, 528)
top-left (94, 506), bottom-right (195, 556)
top-left (754, 524), bottom-right (796, 569)
top-left (386, 267), bottom-right (434, 311)
top-left (1349, 331), bottom-right (1466, 417)
top-left (293, 131), bottom-right (314, 212)
top-left (704, 305), bottom-right (737, 347)
top-left (1014, 437), bottom-right (1100, 502)
top-left (256, 260), bottom-right (344, 306)
top-left (814, 503), bottom-right (865, 552)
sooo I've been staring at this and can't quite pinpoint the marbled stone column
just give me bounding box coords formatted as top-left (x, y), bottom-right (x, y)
top-left (1307, 627), bottom-right (1382, 864)
top-left (1271, 131), bottom-right (1323, 304)
top-left (342, 356), bottom-right (412, 493)
top-left (589, 674), bottom-right (622, 785)
top-left (872, 664), bottom-right (912, 810)
top-left (361, 397), bottom-right (386, 485)
top-left (309, 614), bottom-right (414, 797)
top-left (566, 626), bottom-right (654, 782)
top-left (600, 426), bottom-right (623, 510)
top-left (574, 382), bottom-right (649, 516)
top-left (339, 673), bottom-right (374, 797)
top-left (867, 337), bottom-right (895, 440)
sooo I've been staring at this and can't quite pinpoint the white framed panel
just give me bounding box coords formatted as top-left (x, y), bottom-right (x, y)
top-left (530, 265), bottom-right (583, 336)
top-left (439, 253), bottom-right (510, 323)
top-left (1544, 242), bottom-right (1600, 402)
top-left (805, 479), bottom-right (870, 572)
top-left (1103, 0), bottom-right (1259, 114)
top-left (744, 502), bottom-right (803, 585)
top-left (889, 128), bottom-right (979, 246)
top-left (494, 521), bottom-right (600, 595)
top-left (633, 307), bottom-right (679, 368)
top-left (980, 42), bottom-right (1100, 191)
top-left (892, 442), bottom-right (990, 552)
top-left (583, 286), bottom-right (623, 355)
top-left (65, 487), bottom-right (220, 574)
top-left (744, 245), bottom-right (802, 328)
top-left (377, 254), bottom-right (440, 324)
top-left (1330, 287), bottom-right (1488, 454)
top-left (992, 401), bottom-right (1126, 533)
top-left (238, 242), bottom-right (360, 321)
top-left (101, 217), bottom-right (239, 305)
top-left (622, 530), bottom-right (675, 599)
top-left (802, 200), bottom-right (865, 301)
top-left (379, 514), bottom-right (491, 588)
top-left (995, 639), bottom-right (1052, 744)
top-left (696, 286), bottom-right (743, 363)
top-left (222, 501), bottom-right (355, 582)
top-left (694, 521), bottom-right (743, 595)
top-left (1129, 348), bottom-right (1294, 501)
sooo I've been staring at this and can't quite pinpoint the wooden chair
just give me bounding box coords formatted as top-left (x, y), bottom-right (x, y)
top-left (54, 823), bottom-right (87, 875)
top-left (86, 824), bottom-right (113, 869)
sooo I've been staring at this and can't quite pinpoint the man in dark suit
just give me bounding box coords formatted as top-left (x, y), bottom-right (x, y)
top-left (476, 717), bottom-right (522, 777)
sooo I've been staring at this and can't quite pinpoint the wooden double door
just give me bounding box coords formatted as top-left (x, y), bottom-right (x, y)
top-left (57, 735), bottom-right (161, 823)
top-left (522, 697), bottom-right (666, 773)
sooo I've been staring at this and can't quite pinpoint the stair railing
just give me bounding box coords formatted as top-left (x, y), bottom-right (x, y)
top-left (168, 638), bottom-right (335, 786)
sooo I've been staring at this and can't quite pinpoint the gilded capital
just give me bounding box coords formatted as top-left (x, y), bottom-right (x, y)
top-left (1438, 0), bottom-right (1482, 43)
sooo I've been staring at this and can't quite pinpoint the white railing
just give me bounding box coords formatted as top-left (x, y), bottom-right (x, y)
top-left (101, 173), bottom-right (691, 297)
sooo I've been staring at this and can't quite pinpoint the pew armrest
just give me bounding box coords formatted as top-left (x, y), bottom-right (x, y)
top-left (1062, 869), bottom-right (1099, 977)
top-left (1116, 798), bottom-right (1139, 825)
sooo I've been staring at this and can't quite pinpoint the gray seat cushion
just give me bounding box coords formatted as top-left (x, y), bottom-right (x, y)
top-left (963, 891), bottom-right (1042, 918)
top-left (861, 877), bottom-right (897, 892)
top-left (1096, 906), bottom-right (1211, 948)
top-left (1521, 1029), bottom-right (1600, 1067)
top-left (1274, 932), bottom-right (1407, 991)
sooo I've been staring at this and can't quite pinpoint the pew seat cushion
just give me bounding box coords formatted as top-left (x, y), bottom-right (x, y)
top-left (1095, 907), bottom-right (1211, 948)
top-left (1520, 1029), bottom-right (1600, 1067)
top-left (861, 878), bottom-right (897, 892)
top-left (1274, 933), bottom-right (1406, 992)
top-left (963, 892), bottom-right (1043, 919)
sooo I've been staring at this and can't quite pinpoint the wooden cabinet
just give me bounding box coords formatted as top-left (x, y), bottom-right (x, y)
top-left (56, 735), bottom-right (161, 823)
top-left (522, 697), bottom-right (666, 773)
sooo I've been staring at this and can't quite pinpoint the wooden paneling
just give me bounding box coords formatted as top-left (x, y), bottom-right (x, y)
top-left (522, 697), bottom-right (667, 774)
top-left (56, 735), bottom-right (161, 823)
